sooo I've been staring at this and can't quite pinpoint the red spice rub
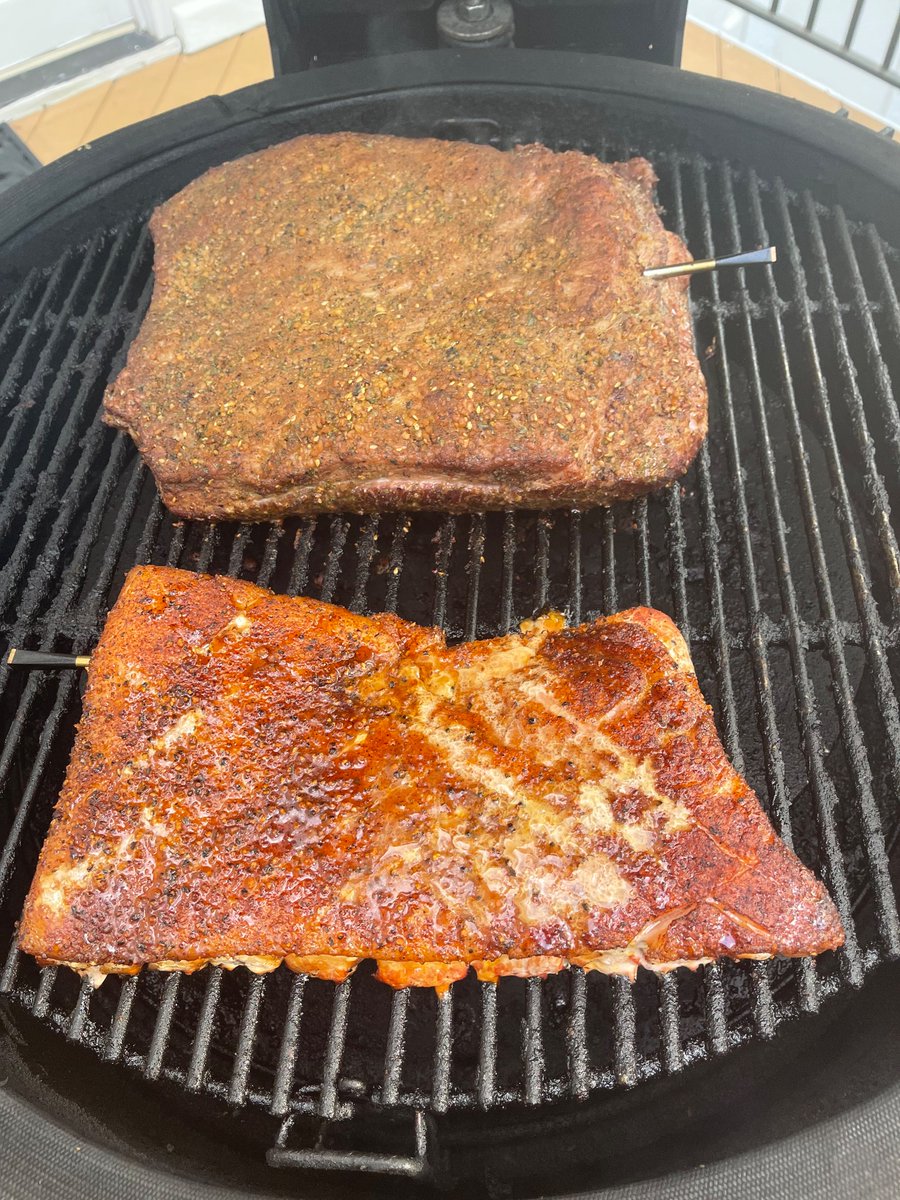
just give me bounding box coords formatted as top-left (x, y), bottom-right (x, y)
top-left (103, 132), bottom-right (707, 519)
top-left (19, 566), bottom-right (842, 989)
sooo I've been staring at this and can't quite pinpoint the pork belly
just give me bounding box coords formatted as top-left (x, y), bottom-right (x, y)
top-left (19, 566), bottom-right (843, 988)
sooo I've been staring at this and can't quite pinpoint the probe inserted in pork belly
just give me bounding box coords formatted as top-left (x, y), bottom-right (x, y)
top-left (19, 566), bottom-right (843, 989)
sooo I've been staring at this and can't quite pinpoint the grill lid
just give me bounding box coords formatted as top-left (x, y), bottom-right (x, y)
top-left (1, 50), bottom-right (900, 1196)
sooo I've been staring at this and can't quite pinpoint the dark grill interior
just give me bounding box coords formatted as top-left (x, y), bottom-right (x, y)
top-left (2, 114), bottom-right (900, 1172)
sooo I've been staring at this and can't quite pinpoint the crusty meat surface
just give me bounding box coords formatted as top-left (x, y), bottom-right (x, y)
top-left (19, 566), bottom-right (842, 989)
top-left (103, 132), bottom-right (707, 519)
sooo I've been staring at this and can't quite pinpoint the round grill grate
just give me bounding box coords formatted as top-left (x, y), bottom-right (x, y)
top-left (0, 74), bottom-right (899, 1180)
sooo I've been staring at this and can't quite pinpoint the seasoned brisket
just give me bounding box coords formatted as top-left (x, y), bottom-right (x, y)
top-left (104, 132), bottom-right (707, 518)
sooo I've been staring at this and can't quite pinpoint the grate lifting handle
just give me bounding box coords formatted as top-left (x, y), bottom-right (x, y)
top-left (267, 1110), bottom-right (431, 1178)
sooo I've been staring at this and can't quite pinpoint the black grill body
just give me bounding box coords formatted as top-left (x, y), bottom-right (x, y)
top-left (259, 0), bottom-right (688, 73)
top-left (1, 51), bottom-right (900, 1198)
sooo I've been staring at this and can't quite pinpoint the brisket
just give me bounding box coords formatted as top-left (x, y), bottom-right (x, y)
top-left (103, 132), bottom-right (707, 518)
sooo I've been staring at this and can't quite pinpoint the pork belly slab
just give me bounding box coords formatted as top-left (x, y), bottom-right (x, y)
top-left (102, 132), bottom-right (707, 519)
top-left (19, 566), bottom-right (843, 988)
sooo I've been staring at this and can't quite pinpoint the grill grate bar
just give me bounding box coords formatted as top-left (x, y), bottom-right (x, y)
top-left (0, 266), bottom-right (35, 338)
top-left (350, 516), bottom-right (379, 612)
top-left (66, 977), bottom-right (93, 1043)
top-left (186, 968), bottom-right (223, 1090)
top-left (662, 474), bottom-right (734, 1046)
top-left (832, 209), bottom-right (900, 480)
top-left (0, 255), bottom-right (74, 427)
top-left (135, 494), bottom-right (165, 567)
top-left (384, 517), bottom-right (410, 611)
top-left (465, 514), bottom-right (485, 640)
top-left (2, 413), bottom-right (143, 672)
top-left (695, 438), bottom-right (744, 773)
top-left (728, 168), bottom-right (900, 961)
top-left (0, 674), bottom-right (75, 908)
top-left (594, 513), bottom-right (644, 1077)
top-left (196, 521), bottom-right (221, 576)
top-left (0, 271), bottom-right (44, 409)
top-left (0, 447), bottom-right (151, 1000)
top-left (501, 511), bottom-right (516, 633)
top-left (63, 452), bottom-right (150, 639)
top-left (535, 515), bottom-right (551, 610)
top-left (701, 963), bottom-right (729, 1055)
top-left (566, 968), bottom-right (589, 1100)
top-left (477, 982), bottom-right (498, 1108)
top-left (319, 979), bottom-right (352, 1118)
top-left (206, 510), bottom-right (376, 1116)
top-left (184, 523), bottom-right (279, 1109)
top-left (166, 523), bottom-right (187, 567)
top-left (690, 159), bottom-right (866, 988)
top-left (226, 524), bottom-right (251, 578)
top-left (0, 265), bottom-right (153, 613)
top-left (0, 943), bottom-right (21, 994)
top-left (144, 973), bottom-right (181, 1080)
top-left (568, 510), bottom-right (582, 623)
top-left (674, 160), bottom-right (742, 769)
top-left (321, 518), bottom-right (349, 604)
top-left (671, 158), bottom-right (772, 1038)
top-left (866, 224), bottom-right (900, 349)
top-left (32, 968), bottom-right (57, 1018)
top-left (657, 973), bottom-right (682, 1072)
top-left (700, 174), bottom-right (806, 873)
top-left (0, 227), bottom-right (144, 546)
top-left (432, 989), bottom-right (453, 1112)
top-left (601, 508), bottom-right (616, 614)
top-left (611, 976), bottom-right (638, 1084)
top-left (256, 524), bottom-right (283, 590)
top-left (664, 483), bottom-right (690, 633)
top-left (24, 460), bottom-right (173, 1044)
top-left (523, 977), bottom-right (544, 1104)
top-left (0, 651), bottom-right (46, 752)
top-left (229, 973), bottom-right (266, 1106)
top-left (683, 157), bottom-right (799, 1022)
top-left (287, 518), bottom-right (317, 597)
top-left (749, 961), bottom-right (776, 1038)
top-left (432, 515), bottom-right (456, 627)
top-left (777, 180), bottom-right (900, 666)
top-left (382, 987), bottom-right (410, 1106)
top-left (767, 180), bottom-right (900, 962)
top-left (103, 976), bottom-right (138, 1063)
top-left (271, 973), bottom-right (307, 1117)
top-left (801, 193), bottom-right (900, 606)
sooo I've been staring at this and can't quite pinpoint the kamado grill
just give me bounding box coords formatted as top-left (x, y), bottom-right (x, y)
top-left (2, 2), bottom-right (900, 1196)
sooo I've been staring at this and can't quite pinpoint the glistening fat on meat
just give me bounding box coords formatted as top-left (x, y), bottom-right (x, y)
top-left (18, 566), bottom-right (843, 989)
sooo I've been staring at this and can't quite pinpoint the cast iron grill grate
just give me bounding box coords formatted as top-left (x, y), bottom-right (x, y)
top-left (1, 122), bottom-right (900, 1163)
